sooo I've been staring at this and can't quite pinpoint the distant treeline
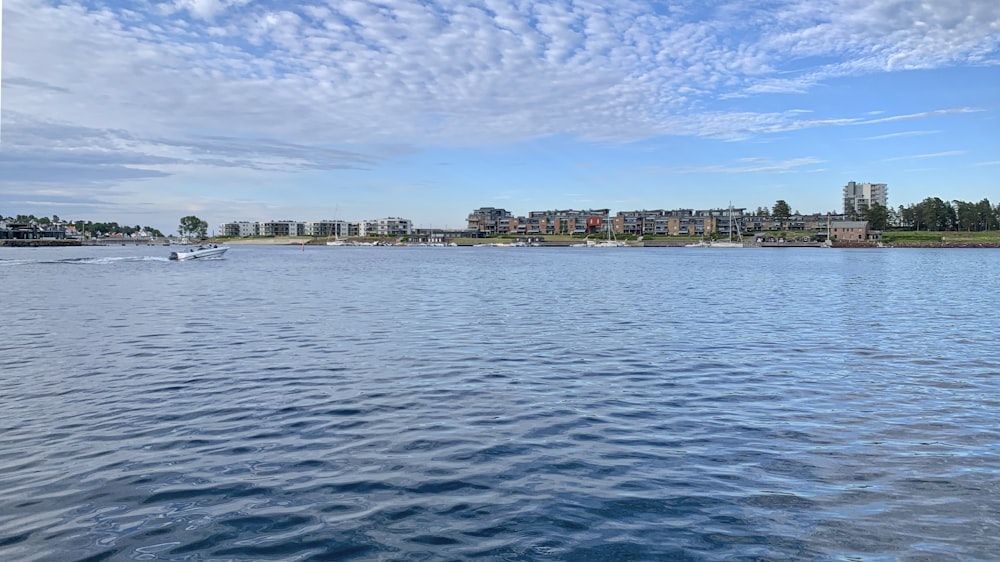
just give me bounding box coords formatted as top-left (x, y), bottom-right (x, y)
top-left (890, 197), bottom-right (998, 232)
top-left (1, 214), bottom-right (166, 238)
top-left (751, 197), bottom-right (997, 232)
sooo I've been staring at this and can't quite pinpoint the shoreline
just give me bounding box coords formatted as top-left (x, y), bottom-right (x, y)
top-left (218, 237), bottom-right (1000, 248)
top-left (5, 238), bottom-right (1000, 249)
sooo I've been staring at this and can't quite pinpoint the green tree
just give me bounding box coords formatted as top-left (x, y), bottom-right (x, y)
top-left (976, 198), bottom-right (996, 231)
top-left (865, 201), bottom-right (888, 231)
top-left (954, 200), bottom-right (977, 231)
top-left (914, 197), bottom-right (954, 231)
top-left (772, 200), bottom-right (791, 220)
top-left (901, 205), bottom-right (913, 229)
top-left (886, 205), bottom-right (901, 229)
top-left (179, 215), bottom-right (209, 238)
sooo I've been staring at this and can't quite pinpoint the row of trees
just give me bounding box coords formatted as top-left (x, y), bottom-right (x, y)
top-left (755, 197), bottom-right (999, 232)
top-left (750, 199), bottom-right (795, 219)
top-left (852, 198), bottom-right (999, 232)
top-left (2, 212), bottom-right (209, 238)
top-left (0, 213), bottom-right (165, 238)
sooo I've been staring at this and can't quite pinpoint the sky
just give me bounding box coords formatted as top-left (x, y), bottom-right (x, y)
top-left (1, 0), bottom-right (998, 234)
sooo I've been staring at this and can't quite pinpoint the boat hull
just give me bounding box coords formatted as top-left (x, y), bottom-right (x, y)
top-left (685, 239), bottom-right (744, 248)
top-left (168, 246), bottom-right (229, 260)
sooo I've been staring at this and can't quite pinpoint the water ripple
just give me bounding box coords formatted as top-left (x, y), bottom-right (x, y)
top-left (1, 246), bottom-right (998, 560)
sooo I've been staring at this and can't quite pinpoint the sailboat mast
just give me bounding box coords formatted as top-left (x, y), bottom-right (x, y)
top-left (728, 203), bottom-right (734, 243)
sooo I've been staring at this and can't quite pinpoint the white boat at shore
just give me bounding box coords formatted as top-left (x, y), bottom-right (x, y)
top-left (169, 245), bottom-right (229, 260)
top-left (706, 240), bottom-right (744, 248)
top-left (574, 222), bottom-right (629, 247)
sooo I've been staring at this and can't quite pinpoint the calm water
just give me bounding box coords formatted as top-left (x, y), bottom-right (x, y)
top-left (1, 245), bottom-right (998, 561)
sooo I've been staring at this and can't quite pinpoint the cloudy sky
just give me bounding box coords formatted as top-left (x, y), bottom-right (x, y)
top-left (2, 0), bottom-right (998, 233)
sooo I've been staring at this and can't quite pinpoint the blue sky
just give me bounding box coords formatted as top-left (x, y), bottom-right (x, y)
top-left (1, 0), bottom-right (998, 233)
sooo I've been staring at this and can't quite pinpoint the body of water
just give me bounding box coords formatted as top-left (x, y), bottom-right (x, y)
top-left (1, 245), bottom-right (998, 560)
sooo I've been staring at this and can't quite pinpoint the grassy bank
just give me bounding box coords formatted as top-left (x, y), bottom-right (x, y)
top-left (882, 230), bottom-right (1000, 246)
top-left (216, 236), bottom-right (322, 245)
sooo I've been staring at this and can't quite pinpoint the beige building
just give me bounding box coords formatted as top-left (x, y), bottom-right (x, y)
top-left (831, 221), bottom-right (882, 241)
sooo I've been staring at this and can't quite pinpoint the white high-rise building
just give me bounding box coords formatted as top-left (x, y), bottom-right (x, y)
top-left (843, 181), bottom-right (888, 215)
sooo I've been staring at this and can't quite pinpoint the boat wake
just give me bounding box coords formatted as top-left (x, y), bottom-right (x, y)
top-left (0, 256), bottom-right (171, 266)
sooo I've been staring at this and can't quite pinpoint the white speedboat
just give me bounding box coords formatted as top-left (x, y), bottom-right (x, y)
top-left (169, 245), bottom-right (229, 260)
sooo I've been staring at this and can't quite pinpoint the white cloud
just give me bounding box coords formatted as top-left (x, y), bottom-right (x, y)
top-left (884, 150), bottom-right (966, 161)
top-left (5, 0), bottom-right (996, 149)
top-left (863, 130), bottom-right (941, 140)
top-left (669, 156), bottom-right (825, 174)
top-left (760, 0), bottom-right (1000, 72)
top-left (171, 0), bottom-right (251, 21)
top-left (860, 108), bottom-right (981, 124)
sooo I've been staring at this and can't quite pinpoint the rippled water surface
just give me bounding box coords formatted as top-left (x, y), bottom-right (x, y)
top-left (2, 245), bottom-right (998, 560)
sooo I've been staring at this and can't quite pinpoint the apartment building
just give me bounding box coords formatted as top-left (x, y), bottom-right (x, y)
top-left (219, 217), bottom-right (410, 238)
top-left (218, 221), bottom-right (259, 237)
top-left (467, 206), bottom-right (855, 237)
top-left (304, 220), bottom-right (350, 238)
top-left (617, 210), bottom-right (670, 236)
top-left (258, 220), bottom-right (303, 237)
top-left (844, 181), bottom-right (888, 215)
top-left (614, 208), bottom-right (747, 237)
top-left (467, 207), bottom-right (514, 236)
top-left (523, 209), bottom-right (610, 235)
top-left (359, 217), bottom-right (412, 237)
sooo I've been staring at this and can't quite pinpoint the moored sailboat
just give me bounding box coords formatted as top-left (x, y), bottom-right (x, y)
top-left (687, 204), bottom-right (744, 248)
